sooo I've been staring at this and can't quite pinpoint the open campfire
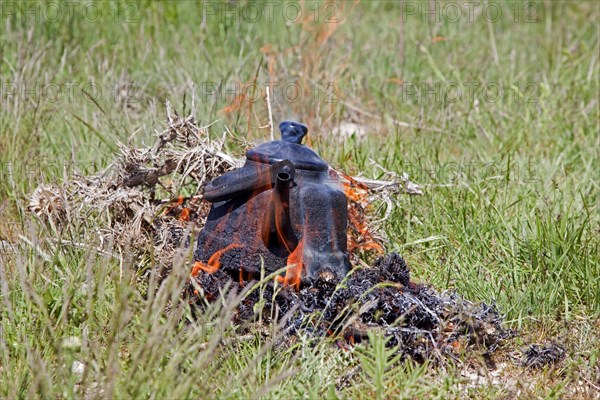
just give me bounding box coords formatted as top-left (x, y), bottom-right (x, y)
top-left (28, 109), bottom-right (512, 363)
top-left (187, 120), bottom-right (511, 360)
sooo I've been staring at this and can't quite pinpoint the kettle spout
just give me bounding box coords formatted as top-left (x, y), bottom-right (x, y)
top-left (261, 163), bottom-right (297, 252)
top-left (203, 160), bottom-right (295, 203)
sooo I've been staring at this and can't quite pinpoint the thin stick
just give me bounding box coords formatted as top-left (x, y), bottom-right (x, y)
top-left (266, 86), bottom-right (274, 140)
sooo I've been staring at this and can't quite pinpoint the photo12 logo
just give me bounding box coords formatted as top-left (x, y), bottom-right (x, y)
top-left (0, 160), bottom-right (101, 184)
top-left (0, 81), bottom-right (141, 105)
top-left (0, 1), bottom-right (140, 23)
top-left (201, 1), bottom-right (341, 24)
top-left (399, 81), bottom-right (539, 105)
top-left (198, 80), bottom-right (339, 104)
top-left (403, 160), bottom-right (540, 184)
top-left (401, 1), bottom-right (542, 23)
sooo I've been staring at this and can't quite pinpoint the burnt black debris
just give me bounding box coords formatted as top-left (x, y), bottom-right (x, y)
top-left (375, 252), bottom-right (410, 286)
top-left (189, 253), bottom-right (513, 362)
top-left (522, 343), bottom-right (566, 369)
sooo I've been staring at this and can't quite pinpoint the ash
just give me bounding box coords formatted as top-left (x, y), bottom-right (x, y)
top-left (191, 252), bottom-right (513, 362)
top-left (522, 343), bottom-right (566, 369)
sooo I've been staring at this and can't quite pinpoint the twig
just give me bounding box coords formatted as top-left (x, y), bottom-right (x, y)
top-left (349, 173), bottom-right (423, 196)
top-left (50, 239), bottom-right (122, 259)
top-left (581, 376), bottom-right (600, 392)
top-left (266, 86), bottom-right (274, 140)
top-left (405, 293), bottom-right (440, 324)
top-left (28, 107), bottom-right (240, 272)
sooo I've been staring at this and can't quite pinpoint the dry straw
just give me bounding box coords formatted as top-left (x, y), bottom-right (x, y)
top-left (28, 100), bottom-right (421, 275)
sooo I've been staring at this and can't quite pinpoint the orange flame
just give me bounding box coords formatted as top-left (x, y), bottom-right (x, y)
top-left (163, 195), bottom-right (185, 216)
top-left (261, 187), bottom-right (291, 251)
top-left (340, 173), bottom-right (384, 255)
top-left (277, 239), bottom-right (304, 290)
top-left (191, 243), bottom-right (241, 276)
top-left (179, 207), bottom-right (190, 222)
top-left (341, 176), bottom-right (369, 204)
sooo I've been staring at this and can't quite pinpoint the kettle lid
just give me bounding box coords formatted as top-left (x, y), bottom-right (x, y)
top-left (246, 121), bottom-right (328, 172)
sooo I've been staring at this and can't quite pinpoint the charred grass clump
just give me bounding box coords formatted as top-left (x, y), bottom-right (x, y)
top-left (190, 252), bottom-right (513, 364)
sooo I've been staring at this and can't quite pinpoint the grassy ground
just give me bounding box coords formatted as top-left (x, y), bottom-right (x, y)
top-left (0, 1), bottom-right (598, 398)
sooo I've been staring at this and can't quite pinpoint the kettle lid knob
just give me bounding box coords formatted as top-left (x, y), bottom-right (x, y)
top-left (279, 121), bottom-right (308, 144)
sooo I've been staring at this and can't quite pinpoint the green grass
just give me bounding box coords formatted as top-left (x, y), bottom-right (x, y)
top-left (1, 1), bottom-right (598, 398)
